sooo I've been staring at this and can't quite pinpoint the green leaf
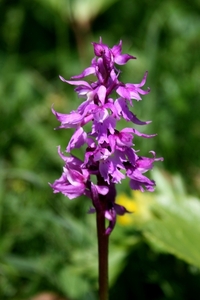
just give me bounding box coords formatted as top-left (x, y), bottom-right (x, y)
top-left (143, 170), bottom-right (200, 268)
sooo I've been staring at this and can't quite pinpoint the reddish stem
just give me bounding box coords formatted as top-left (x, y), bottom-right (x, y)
top-left (96, 211), bottom-right (109, 300)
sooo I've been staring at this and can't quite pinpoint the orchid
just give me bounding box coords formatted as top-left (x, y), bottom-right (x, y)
top-left (50, 38), bottom-right (163, 300)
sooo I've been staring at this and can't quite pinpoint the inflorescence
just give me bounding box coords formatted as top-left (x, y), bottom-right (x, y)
top-left (50, 38), bottom-right (163, 234)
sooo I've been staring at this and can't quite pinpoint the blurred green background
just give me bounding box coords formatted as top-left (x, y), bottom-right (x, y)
top-left (1, 0), bottom-right (200, 299)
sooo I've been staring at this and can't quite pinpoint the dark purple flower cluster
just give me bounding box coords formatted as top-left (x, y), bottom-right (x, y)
top-left (50, 38), bottom-right (163, 234)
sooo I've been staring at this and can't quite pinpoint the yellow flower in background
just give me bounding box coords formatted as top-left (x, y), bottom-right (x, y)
top-left (116, 193), bottom-right (138, 225)
top-left (116, 191), bottom-right (154, 226)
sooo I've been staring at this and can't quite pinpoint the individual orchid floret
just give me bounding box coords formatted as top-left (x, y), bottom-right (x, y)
top-left (116, 71), bottom-right (150, 101)
top-left (49, 147), bottom-right (90, 199)
top-left (114, 97), bottom-right (151, 125)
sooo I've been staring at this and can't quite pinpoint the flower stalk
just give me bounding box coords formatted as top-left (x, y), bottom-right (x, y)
top-left (96, 208), bottom-right (109, 300)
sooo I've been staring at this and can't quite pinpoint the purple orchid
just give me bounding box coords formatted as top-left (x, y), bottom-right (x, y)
top-left (50, 38), bottom-right (163, 234)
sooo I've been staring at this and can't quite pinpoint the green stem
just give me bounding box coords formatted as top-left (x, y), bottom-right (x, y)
top-left (96, 211), bottom-right (109, 300)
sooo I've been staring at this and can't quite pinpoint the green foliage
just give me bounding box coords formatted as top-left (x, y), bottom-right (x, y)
top-left (144, 170), bottom-right (200, 268)
top-left (0, 0), bottom-right (200, 299)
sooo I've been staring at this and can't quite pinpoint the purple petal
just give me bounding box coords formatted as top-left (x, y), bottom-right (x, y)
top-left (94, 148), bottom-right (111, 161)
top-left (116, 86), bottom-right (131, 100)
top-left (112, 40), bottom-right (136, 65)
top-left (105, 208), bottom-right (116, 235)
top-left (111, 40), bottom-right (122, 57)
top-left (59, 75), bottom-right (92, 89)
top-left (95, 184), bottom-right (109, 195)
top-left (134, 71), bottom-right (148, 87)
top-left (66, 127), bottom-right (87, 152)
top-left (113, 203), bottom-right (130, 215)
top-left (115, 53), bottom-right (136, 65)
top-left (71, 66), bottom-right (96, 79)
top-left (97, 85), bottom-right (107, 105)
top-left (52, 107), bottom-right (83, 128)
top-left (128, 168), bottom-right (156, 192)
top-left (121, 128), bottom-right (156, 138)
top-left (99, 160), bottom-right (110, 184)
top-left (114, 98), bottom-right (150, 125)
top-left (125, 148), bottom-right (137, 165)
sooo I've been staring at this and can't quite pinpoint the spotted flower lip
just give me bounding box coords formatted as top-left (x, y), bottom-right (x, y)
top-left (50, 38), bottom-right (163, 234)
